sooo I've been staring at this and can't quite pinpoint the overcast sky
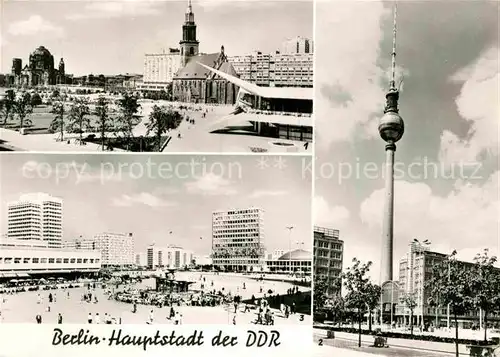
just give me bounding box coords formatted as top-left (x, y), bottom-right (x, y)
top-left (1, 0), bottom-right (312, 75)
top-left (314, 0), bottom-right (499, 281)
top-left (0, 154), bottom-right (312, 256)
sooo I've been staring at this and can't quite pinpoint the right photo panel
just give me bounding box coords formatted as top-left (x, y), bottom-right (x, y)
top-left (313, 1), bottom-right (499, 356)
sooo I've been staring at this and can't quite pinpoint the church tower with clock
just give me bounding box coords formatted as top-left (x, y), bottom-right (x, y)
top-left (179, 0), bottom-right (199, 67)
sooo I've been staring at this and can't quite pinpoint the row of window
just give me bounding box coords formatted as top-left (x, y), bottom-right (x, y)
top-left (0, 257), bottom-right (100, 264)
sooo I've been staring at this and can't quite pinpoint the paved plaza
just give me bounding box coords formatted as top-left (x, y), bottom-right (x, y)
top-left (0, 98), bottom-right (308, 152)
top-left (0, 272), bottom-right (310, 325)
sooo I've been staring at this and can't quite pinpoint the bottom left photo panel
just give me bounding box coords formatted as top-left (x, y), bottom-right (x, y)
top-left (0, 153), bottom-right (312, 327)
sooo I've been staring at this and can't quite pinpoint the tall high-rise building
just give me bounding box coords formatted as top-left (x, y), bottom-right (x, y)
top-left (395, 242), bottom-right (500, 327)
top-left (281, 36), bottom-right (314, 54)
top-left (7, 193), bottom-right (63, 248)
top-left (313, 226), bottom-right (344, 295)
top-left (93, 232), bottom-right (134, 267)
top-left (228, 51), bottom-right (313, 87)
top-left (211, 208), bottom-right (265, 272)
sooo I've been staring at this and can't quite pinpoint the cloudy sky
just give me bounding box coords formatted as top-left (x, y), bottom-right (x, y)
top-left (315, 0), bottom-right (499, 280)
top-left (1, 0), bottom-right (312, 75)
top-left (0, 154), bottom-right (312, 256)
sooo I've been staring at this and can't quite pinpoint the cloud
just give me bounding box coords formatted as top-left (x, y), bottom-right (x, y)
top-left (315, 1), bottom-right (393, 149)
top-left (67, 1), bottom-right (163, 20)
top-left (184, 173), bottom-right (237, 196)
top-left (360, 171), bottom-right (499, 256)
top-left (111, 192), bottom-right (176, 207)
top-left (439, 46), bottom-right (499, 165)
top-left (249, 190), bottom-right (288, 198)
top-left (197, 0), bottom-right (292, 11)
top-left (314, 196), bottom-right (350, 227)
top-left (8, 15), bottom-right (64, 37)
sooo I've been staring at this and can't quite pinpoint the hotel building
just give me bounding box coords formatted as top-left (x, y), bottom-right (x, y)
top-left (0, 238), bottom-right (100, 278)
top-left (138, 49), bottom-right (182, 92)
top-left (63, 237), bottom-right (97, 251)
top-left (93, 232), bottom-right (134, 267)
top-left (313, 226), bottom-right (344, 295)
top-left (211, 208), bottom-right (265, 272)
top-left (146, 245), bottom-right (194, 269)
top-left (7, 193), bottom-right (63, 249)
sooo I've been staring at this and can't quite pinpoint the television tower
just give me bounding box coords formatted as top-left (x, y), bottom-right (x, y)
top-left (379, 2), bottom-right (404, 284)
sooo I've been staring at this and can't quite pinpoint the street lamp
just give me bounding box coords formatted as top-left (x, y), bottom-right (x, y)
top-left (286, 226), bottom-right (294, 276)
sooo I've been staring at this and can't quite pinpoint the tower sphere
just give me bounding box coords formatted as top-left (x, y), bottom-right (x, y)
top-left (378, 111), bottom-right (404, 143)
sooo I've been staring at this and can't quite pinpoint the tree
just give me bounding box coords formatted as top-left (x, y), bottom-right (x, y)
top-left (1, 89), bottom-right (16, 127)
top-left (342, 258), bottom-right (374, 347)
top-left (426, 251), bottom-right (473, 357)
top-left (401, 292), bottom-right (418, 336)
top-left (145, 105), bottom-right (182, 151)
top-left (67, 98), bottom-right (91, 144)
top-left (49, 99), bottom-right (66, 141)
top-left (116, 93), bottom-right (141, 151)
top-left (365, 283), bottom-right (382, 332)
top-left (470, 249), bottom-right (500, 342)
top-left (14, 92), bottom-right (33, 130)
top-left (313, 276), bottom-right (329, 315)
top-left (30, 92), bottom-right (42, 107)
top-left (94, 96), bottom-right (113, 151)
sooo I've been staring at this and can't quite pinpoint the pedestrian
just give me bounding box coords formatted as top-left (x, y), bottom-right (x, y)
top-left (88, 312), bottom-right (93, 324)
top-left (36, 314), bottom-right (42, 324)
top-left (95, 312), bottom-right (100, 324)
top-left (149, 309), bottom-right (154, 324)
top-left (57, 313), bottom-right (63, 324)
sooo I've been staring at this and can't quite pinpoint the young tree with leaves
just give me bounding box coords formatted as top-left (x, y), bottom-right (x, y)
top-left (94, 96), bottom-right (113, 151)
top-left (67, 98), bottom-right (91, 144)
top-left (116, 93), bottom-right (141, 151)
top-left (14, 92), bottom-right (33, 130)
top-left (146, 105), bottom-right (182, 151)
top-left (342, 258), bottom-right (374, 347)
top-left (426, 251), bottom-right (473, 357)
top-left (365, 282), bottom-right (382, 332)
top-left (49, 99), bottom-right (66, 141)
top-left (470, 249), bottom-right (500, 342)
top-left (401, 292), bottom-right (418, 336)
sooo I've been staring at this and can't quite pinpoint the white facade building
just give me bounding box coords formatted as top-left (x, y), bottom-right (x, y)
top-left (135, 252), bottom-right (147, 267)
top-left (146, 245), bottom-right (193, 269)
top-left (228, 51), bottom-right (313, 88)
top-left (7, 193), bottom-right (63, 248)
top-left (93, 232), bottom-right (134, 267)
top-left (139, 49), bottom-right (182, 91)
top-left (0, 239), bottom-right (101, 277)
top-left (211, 207), bottom-right (265, 271)
top-left (63, 237), bottom-right (97, 251)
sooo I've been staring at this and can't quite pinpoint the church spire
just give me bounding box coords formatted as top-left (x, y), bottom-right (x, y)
top-left (185, 0), bottom-right (194, 23)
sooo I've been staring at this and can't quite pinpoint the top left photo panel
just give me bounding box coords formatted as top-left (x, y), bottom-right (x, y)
top-left (0, 0), bottom-right (313, 153)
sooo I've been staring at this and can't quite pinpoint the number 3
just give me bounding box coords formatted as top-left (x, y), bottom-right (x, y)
top-left (299, 314), bottom-right (304, 321)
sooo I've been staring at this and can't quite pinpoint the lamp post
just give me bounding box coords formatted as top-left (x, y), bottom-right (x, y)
top-left (286, 226), bottom-right (294, 276)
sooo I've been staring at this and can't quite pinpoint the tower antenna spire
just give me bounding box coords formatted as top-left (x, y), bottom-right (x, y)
top-left (390, 2), bottom-right (398, 91)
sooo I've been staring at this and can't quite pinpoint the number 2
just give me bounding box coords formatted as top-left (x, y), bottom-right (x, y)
top-left (318, 339), bottom-right (323, 346)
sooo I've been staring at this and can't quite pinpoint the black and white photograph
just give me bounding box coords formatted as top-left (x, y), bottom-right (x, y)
top-left (0, 153), bottom-right (312, 325)
top-left (0, 0), bottom-right (313, 153)
top-left (312, 1), bottom-right (499, 357)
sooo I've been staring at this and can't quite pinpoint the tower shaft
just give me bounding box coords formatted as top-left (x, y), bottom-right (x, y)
top-left (381, 143), bottom-right (395, 283)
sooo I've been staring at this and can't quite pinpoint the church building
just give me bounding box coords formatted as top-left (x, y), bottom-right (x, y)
top-left (172, 0), bottom-right (238, 104)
